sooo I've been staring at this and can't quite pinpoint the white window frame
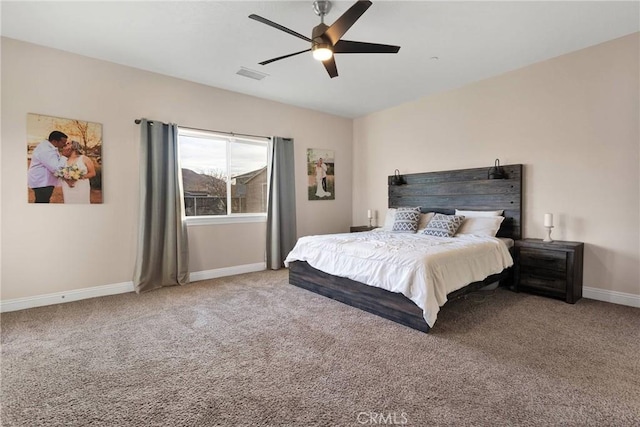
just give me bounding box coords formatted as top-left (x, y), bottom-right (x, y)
top-left (177, 127), bottom-right (270, 226)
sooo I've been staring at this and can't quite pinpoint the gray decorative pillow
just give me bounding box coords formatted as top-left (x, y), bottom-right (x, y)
top-left (422, 214), bottom-right (466, 237)
top-left (391, 207), bottom-right (421, 233)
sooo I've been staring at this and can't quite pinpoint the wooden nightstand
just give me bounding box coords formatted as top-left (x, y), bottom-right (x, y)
top-left (514, 239), bottom-right (584, 303)
top-left (350, 225), bottom-right (377, 233)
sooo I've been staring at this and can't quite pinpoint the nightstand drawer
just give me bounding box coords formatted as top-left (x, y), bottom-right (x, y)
top-left (519, 273), bottom-right (566, 293)
top-left (519, 248), bottom-right (567, 272)
top-left (519, 263), bottom-right (566, 280)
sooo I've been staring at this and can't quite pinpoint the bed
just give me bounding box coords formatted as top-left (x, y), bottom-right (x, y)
top-left (286, 164), bottom-right (523, 333)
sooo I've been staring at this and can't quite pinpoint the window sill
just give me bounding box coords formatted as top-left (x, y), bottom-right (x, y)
top-left (185, 215), bottom-right (267, 227)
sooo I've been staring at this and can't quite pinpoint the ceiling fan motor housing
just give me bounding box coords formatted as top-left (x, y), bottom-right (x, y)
top-left (311, 22), bottom-right (332, 61)
top-left (312, 23), bottom-right (330, 46)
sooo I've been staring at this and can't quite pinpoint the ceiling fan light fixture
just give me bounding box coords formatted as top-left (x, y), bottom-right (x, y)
top-left (250, 0), bottom-right (400, 77)
top-left (312, 43), bottom-right (333, 61)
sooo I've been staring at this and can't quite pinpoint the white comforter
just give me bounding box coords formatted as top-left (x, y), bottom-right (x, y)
top-left (284, 231), bottom-right (513, 327)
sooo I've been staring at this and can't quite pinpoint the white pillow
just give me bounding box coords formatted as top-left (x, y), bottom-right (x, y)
top-left (456, 216), bottom-right (505, 237)
top-left (455, 209), bottom-right (504, 217)
top-left (382, 208), bottom-right (397, 231)
top-left (417, 212), bottom-right (435, 231)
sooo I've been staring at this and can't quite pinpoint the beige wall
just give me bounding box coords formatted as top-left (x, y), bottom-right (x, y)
top-left (1, 37), bottom-right (352, 300)
top-left (2, 33), bottom-right (638, 303)
top-left (354, 33), bottom-right (640, 296)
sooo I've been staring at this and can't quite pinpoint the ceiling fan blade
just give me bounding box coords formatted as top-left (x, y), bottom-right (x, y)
top-left (334, 40), bottom-right (400, 54)
top-left (249, 14), bottom-right (312, 43)
top-left (324, 0), bottom-right (372, 45)
top-left (322, 56), bottom-right (338, 78)
top-left (259, 49), bottom-right (312, 65)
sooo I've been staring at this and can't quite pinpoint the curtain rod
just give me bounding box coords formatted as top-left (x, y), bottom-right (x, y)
top-left (134, 119), bottom-right (270, 141)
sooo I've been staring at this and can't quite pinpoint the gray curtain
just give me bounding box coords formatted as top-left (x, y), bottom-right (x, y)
top-left (133, 119), bottom-right (189, 293)
top-left (266, 137), bottom-right (297, 269)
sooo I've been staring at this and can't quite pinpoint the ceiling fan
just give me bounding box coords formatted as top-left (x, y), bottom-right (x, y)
top-left (249, 0), bottom-right (400, 78)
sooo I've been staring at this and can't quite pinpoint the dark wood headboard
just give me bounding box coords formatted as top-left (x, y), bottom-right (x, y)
top-left (388, 164), bottom-right (523, 240)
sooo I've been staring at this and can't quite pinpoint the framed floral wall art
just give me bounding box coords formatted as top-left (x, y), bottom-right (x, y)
top-left (27, 113), bottom-right (103, 204)
top-left (307, 148), bottom-right (334, 201)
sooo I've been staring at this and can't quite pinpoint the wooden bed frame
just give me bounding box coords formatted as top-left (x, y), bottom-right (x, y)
top-left (289, 164), bottom-right (523, 333)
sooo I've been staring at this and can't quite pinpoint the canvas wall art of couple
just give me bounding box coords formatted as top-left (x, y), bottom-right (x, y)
top-left (26, 113), bottom-right (103, 204)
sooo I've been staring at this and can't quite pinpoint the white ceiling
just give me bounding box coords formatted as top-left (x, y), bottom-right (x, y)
top-left (2, 1), bottom-right (638, 118)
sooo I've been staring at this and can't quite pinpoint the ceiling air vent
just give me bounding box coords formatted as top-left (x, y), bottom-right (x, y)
top-left (236, 67), bottom-right (269, 81)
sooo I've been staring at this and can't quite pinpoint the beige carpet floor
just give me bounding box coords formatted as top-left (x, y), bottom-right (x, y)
top-left (1, 269), bottom-right (639, 426)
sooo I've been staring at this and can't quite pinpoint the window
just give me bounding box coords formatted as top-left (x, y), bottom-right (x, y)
top-left (178, 128), bottom-right (269, 224)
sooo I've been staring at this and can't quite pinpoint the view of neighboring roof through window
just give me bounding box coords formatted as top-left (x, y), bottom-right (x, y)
top-left (178, 127), bottom-right (269, 225)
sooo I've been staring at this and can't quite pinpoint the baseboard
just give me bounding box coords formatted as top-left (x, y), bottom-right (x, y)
top-left (0, 262), bottom-right (267, 313)
top-left (0, 281), bottom-right (135, 313)
top-left (5, 268), bottom-right (633, 313)
top-left (189, 262), bottom-right (266, 282)
top-left (583, 287), bottom-right (640, 308)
